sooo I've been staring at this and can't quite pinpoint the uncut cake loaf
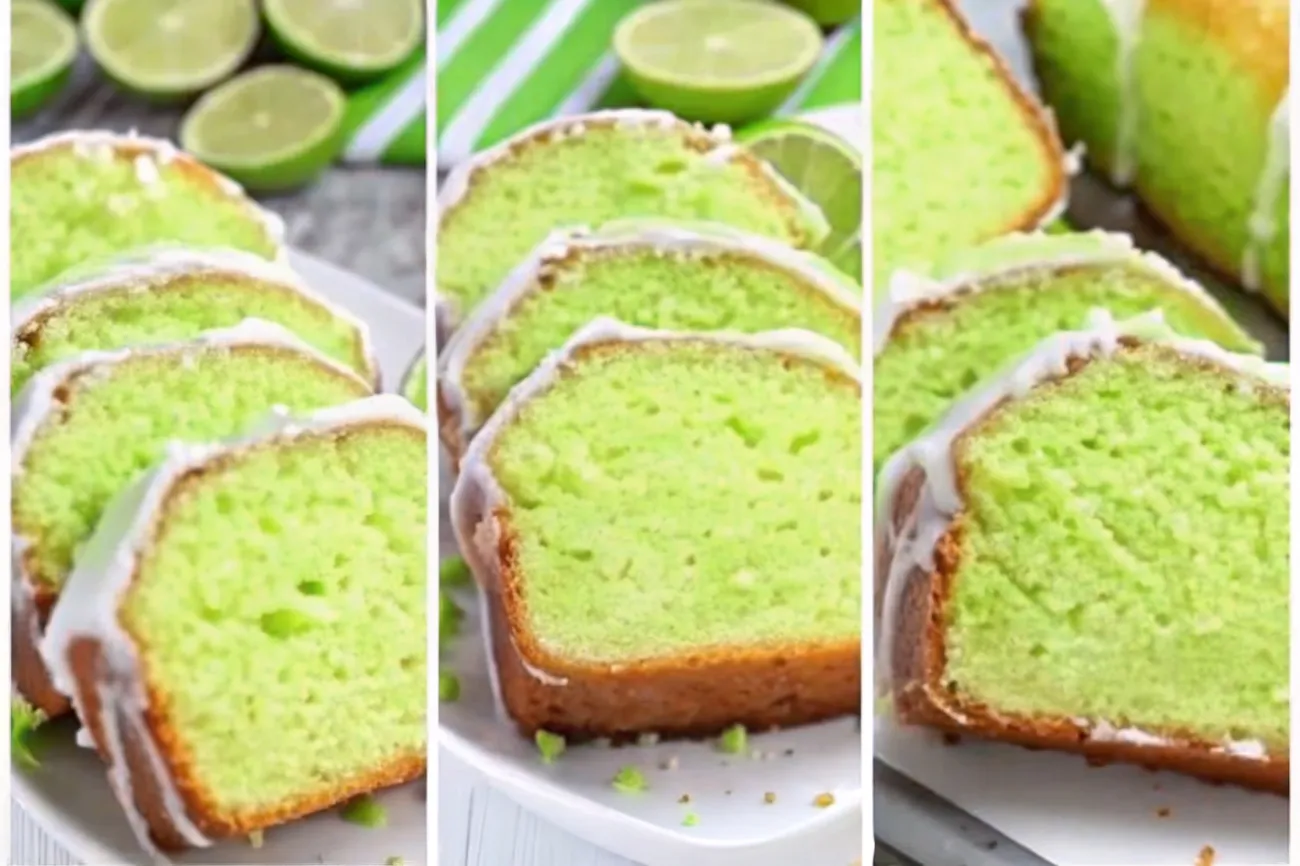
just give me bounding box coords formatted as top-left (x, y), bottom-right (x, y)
top-left (438, 220), bottom-right (861, 460)
top-left (11, 132), bottom-right (284, 299)
top-left (436, 109), bottom-right (829, 333)
top-left (11, 247), bottom-right (378, 394)
top-left (41, 395), bottom-right (427, 851)
top-left (873, 0), bottom-right (1068, 293)
top-left (12, 321), bottom-right (373, 717)
top-left (1024, 0), bottom-right (1290, 313)
top-left (873, 230), bottom-right (1257, 474)
top-left (451, 319), bottom-right (861, 738)
top-left (877, 312), bottom-right (1289, 792)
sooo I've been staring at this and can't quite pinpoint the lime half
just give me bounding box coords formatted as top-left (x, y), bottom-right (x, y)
top-left (779, 0), bottom-right (859, 26)
top-left (180, 66), bottom-right (347, 193)
top-left (740, 119), bottom-right (862, 282)
top-left (614, 0), bottom-right (823, 125)
top-left (263, 0), bottom-right (424, 84)
top-left (82, 0), bottom-right (259, 100)
top-left (12, 0), bottom-right (79, 120)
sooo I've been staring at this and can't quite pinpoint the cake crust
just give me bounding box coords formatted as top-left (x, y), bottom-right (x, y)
top-left (877, 338), bottom-right (1289, 794)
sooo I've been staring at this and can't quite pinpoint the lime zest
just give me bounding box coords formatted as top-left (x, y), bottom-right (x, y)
top-left (717, 723), bottom-right (748, 755)
top-left (440, 556), bottom-right (471, 587)
top-left (340, 794), bottom-right (387, 829)
top-left (682, 812), bottom-right (699, 827)
top-left (439, 670), bottom-right (461, 703)
top-left (612, 765), bottom-right (648, 794)
top-left (535, 730), bottom-right (567, 765)
top-left (12, 698), bottom-right (46, 769)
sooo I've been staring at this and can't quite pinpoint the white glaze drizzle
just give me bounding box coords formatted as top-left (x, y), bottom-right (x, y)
top-left (11, 246), bottom-right (380, 388)
top-left (438, 220), bottom-right (862, 448)
top-left (11, 130), bottom-right (287, 252)
top-left (1098, 0), bottom-right (1148, 186)
top-left (450, 318), bottom-right (861, 691)
top-left (875, 310), bottom-right (1287, 758)
top-left (1242, 89), bottom-right (1291, 292)
top-left (873, 229), bottom-right (1241, 356)
top-left (40, 395), bottom-right (427, 857)
top-left (432, 109), bottom-right (830, 332)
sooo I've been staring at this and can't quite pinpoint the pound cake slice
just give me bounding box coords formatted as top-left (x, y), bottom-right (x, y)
top-left (451, 319), bottom-right (861, 738)
top-left (11, 131), bottom-right (284, 299)
top-left (436, 109), bottom-right (829, 332)
top-left (1024, 0), bottom-right (1290, 313)
top-left (877, 312), bottom-right (1289, 792)
top-left (438, 221), bottom-right (861, 460)
top-left (12, 247), bottom-right (378, 393)
top-left (12, 321), bottom-right (373, 717)
top-left (873, 231), bottom-right (1258, 474)
top-left (42, 395), bottom-right (427, 851)
top-left (873, 0), bottom-right (1068, 294)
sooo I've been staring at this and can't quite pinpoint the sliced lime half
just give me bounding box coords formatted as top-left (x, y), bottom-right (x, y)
top-left (180, 65), bottom-right (347, 193)
top-left (263, 0), bottom-right (424, 84)
top-left (12, 0), bottom-right (79, 119)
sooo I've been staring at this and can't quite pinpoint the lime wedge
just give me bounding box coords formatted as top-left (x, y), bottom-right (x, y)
top-left (739, 119), bottom-right (862, 283)
top-left (779, 0), bottom-right (859, 26)
top-left (263, 0), bottom-right (424, 84)
top-left (614, 0), bottom-right (823, 125)
top-left (82, 0), bottom-right (259, 100)
top-left (180, 66), bottom-right (346, 193)
top-left (12, 0), bottom-right (78, 120)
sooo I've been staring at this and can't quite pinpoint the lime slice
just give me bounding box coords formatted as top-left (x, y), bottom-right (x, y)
top-left (180, 66), bottom-right (347, 193)
top-left (739, 119), bottom-right (862, 283)
top-left (12, 0), bottom-right (78, 120)
top-left (263, 0), bottom-right (424, 84)
top-left (82, 0), bottom-right (259, 100)
top-left (779, 0), bottom-right (859, 26)
top-left (614, 0), bottom-right (823, 125)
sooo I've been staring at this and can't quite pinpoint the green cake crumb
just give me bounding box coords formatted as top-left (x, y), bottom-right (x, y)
top-left (764, 791), bottom-right (777, 804)
top-left (535, 730), bottom-right (567, 764)
top-left (248, 830), bottom-right (264, 849)
top-left (682, 812), bottom-right (699, 827)
top-left (439, 670), bottom-right (461, 702)
top-left (717, 724), bottom-right (748, 755)
top-left (341, 794), bottom-right (387, 828)
top-left (385, 858), bottom-right (404, 865)
top-left (813, 792), bottom-right (835, 808)
top-left (440, 594), bottom-right (463, 648)
top-left (612, 766), bottom-right (647, 794)
top-left (11, 698), bottom-right (45, 769)
top-left (440, 556), bottom-right (471, 587)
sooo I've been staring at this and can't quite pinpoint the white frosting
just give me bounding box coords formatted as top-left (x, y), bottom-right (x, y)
top-left (12, 246), bottom-right (379, 388)
top-left (438, 221), bottom-right (862, 448)
top-left (11, 130), bottom-right (287, 250)
top-left (432, 109), bottom-right (830, 332)
top-left (1098, 0), bottom-right (1148, 186)
top-left (40, 395), bottom-right (426, 857)
top-left (1242, 89), bottom-right (1291, 292)
top-left (873, 230), bottom-right (1239, 355)
top-left (450, 318), bottom-right (860, 691)
top-left (875, 310), bottom-right (1287, 757)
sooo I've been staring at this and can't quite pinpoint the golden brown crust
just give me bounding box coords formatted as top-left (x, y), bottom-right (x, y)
top-left (12, 585), bottom-right (70, 718)
top-left (877, 347), bottom-right (1289, 794)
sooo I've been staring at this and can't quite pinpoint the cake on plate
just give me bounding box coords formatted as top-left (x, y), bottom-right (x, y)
top-left (451, 319), bottom-right (861, 739)
top-left (41, 395), bottom-right (428, 851)
top-left (873, 231), bottom-right (1258, 474)
top-left (435, 109), bottom-right (829, 333)
top-left (13, 321), bottom-right (373, 717)
top-left (1024, 0), bottom-right (1290, 313)
top-left (12, 247), bottom-right (378, 394)
top-left (877, 312), bottom-right (1288, 793)
top-left (438, 220), bottom-right (861, 461)
top-left (11, 132), bottom-right (284, 299)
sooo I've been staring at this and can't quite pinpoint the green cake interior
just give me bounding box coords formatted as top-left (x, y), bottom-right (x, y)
top-left (873, 262), bottom-right (1259, 475)
top-left (462, 247), bottom-right (861, 424)
top-left (11, 147), bottom-right (278, 298)
top-left (946, 347), bottom-right (1288, 748)
top-left (438, 125), bottom-right (823, 318)
top-left (13, 278), bottom-right (368, 394)
top-left (122, 426), bottom-right (426, 814)
top-left (488, 342), bottom-right (861, 662)
top-left (15, 349), bottom-right (370, 591)
top-left (873, 0), bottom-right (1059, 292)
top-left (403, 353), bottom-right (428, 412)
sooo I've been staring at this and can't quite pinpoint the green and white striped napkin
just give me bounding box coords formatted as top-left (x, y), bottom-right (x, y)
top-left (341, 49), bottom-right (428, 165)
top-left (434, 0), bottom-right (861, 171)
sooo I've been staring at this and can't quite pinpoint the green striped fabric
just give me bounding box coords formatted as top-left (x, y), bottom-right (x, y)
top-left (435, 0), bottom-right (861, 170)
top-left (341, 50), bottom-right (429, 165)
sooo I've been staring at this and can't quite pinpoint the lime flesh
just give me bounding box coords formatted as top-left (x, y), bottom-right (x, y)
top-left (180, 65), bottom-right (346, 193)
top-left (614, 0), bottom-right (823, 125)
top-left (12, 0), bottom-right (79, 119)
top-left (263, 0), bottom-right (424, 84)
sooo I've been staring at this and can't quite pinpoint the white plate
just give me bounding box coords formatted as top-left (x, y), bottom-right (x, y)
top-left (11, 251), bottom-right (430, 866)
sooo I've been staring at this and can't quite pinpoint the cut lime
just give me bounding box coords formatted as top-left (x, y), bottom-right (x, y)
top-left (614, 0), bottom-right (824, 125)
top-left (180, 66), bottom-right (347, 193)
top-left (779, 0), bottom-right (859, 26)
top-left (82, 0), bottom-right (259, 100)
top-left (739, 119), bottom-right (862, 283)
top-left (263, 0), bottom-right (424, 85)
top-left (12, 0), bottom-right (79, 120)
top-left (54, 0), bottom-right (85, 11)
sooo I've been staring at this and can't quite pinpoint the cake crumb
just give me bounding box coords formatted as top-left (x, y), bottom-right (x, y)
top-left (637, 732), bottom-right (661, 747)
top-left (1195, 846), bottom-right (1215, 866)
top-left (813, 792), bottom-right (835, 808)
top-left (248, 831), bottom-right (264, 849)
top-left (659, 755), bottom-right (679, 771)
top-left (763, 791), bottom-right (777, 804)
top-left (678, 794), bottom-right (690, 804)
top-left (682, 812), bottom-right (699, 827)
top-left (1156, 807), bottom-right (1171, 818)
